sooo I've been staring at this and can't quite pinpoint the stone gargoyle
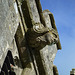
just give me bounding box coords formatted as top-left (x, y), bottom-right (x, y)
top-left (26, 22), bottom-right (59, 50)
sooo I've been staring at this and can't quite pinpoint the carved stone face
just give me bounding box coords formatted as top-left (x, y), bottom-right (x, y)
top-left (26, 23), bottom-right (59, 50)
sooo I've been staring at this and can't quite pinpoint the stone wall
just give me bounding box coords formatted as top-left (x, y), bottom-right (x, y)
top-left (70, 69), bottom-right (75, 75)
top-left (0, 0), bottom-right (61, 75)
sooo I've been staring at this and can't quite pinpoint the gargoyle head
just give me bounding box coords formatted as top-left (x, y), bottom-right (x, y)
top-left (26, 23), bottom-right (59, 50)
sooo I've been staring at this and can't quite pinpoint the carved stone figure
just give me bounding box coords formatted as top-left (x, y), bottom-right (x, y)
top-left (26, 23), bottom-right (59, 50)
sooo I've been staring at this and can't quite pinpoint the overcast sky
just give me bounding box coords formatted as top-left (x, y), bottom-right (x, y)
top-left (40, 0), bottom-right (75, 75)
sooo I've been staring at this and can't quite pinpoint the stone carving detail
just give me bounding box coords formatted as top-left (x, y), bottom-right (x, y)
top-left (26, 23), bottom-right (59, 50)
